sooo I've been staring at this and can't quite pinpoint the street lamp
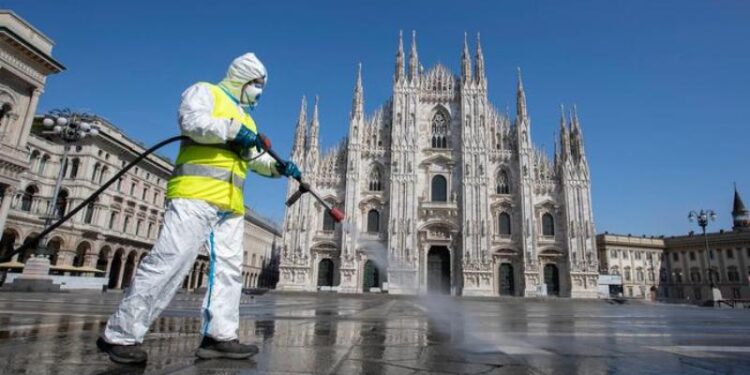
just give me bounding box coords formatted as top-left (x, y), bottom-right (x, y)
top-left (33, 112), bottom-right (100, 260)
top-left (688, 209), bottom-right (721, 302)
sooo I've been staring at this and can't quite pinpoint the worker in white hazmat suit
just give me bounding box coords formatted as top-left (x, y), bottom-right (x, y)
top-left (97, 53), bottom-right (301, 364)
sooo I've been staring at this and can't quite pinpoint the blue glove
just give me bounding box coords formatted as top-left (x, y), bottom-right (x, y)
top-left (234, 126), bottom-right (258, 150)
top-left (276, 161), bottom-right (301, 179)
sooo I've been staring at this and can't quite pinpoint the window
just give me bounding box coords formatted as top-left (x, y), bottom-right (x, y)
top-left (70, 158), bottom-right (80, 179)
top-left (610, 250), bottom-right (617, 259)
top-left (153, 192), bottom-right (159, 205)
top-left (366, 209), bottom-right (380, 233)
top-left (21, 185), bottom-right (37, 212)
top-left (689, 251), bottom-right (696, 261)
top-left (99, 167), bottom-right (109, 184)
top-left (431, 175), bottom-right (447, 202)
top-left (624, 267), bottom-right (632, 281)
top-left (647, 253), bottom-right (653, 261)
top-left (142, 187), bottom-right (149, 201)
top-left (431, 111), bottom-right (448, 148)
top-left (109, 212), bottom-right (117, 229)
top-left (84, 203), bottom-right (94, 224)
top-left (368, 167), bottom-right (382, 191)
top-left (674, 269), bottom-right (683, 283)
top-left (252, 254), bottom-right (257, 267)
top-left (727, 266), bottom-right (740, 282)
top-left (123, 216), bottom-right (130, 233)
top-left (92, 163), bottom-right (100, 182)
top-left (542, 213), bottom-right (554, 236)
top-left (672, 252), bottom-right (679, 261)
top-left (690, 268), bottom-right (701, 283)
top-left (498, 212), bottom-right (511, 235)
top-left (147, 222), bottom-right (154, 238)
top-left (54, 190), bottom-right (68, 218)
top-left (38, 155), bottom-right (49, 175)
top-left (648, 269), bottom-right (655, 281)
top-left (130, 182), bottom-right (136, 196)
top-left (733, 288), bottom-right (741, 299)
top-left (136, 219), bottom-right (142, 236)
top-left (117, 178), bottom-right (123, 192)
top-left (635, 252), bottom-right (642, 260)
top-left (636, 268), bottom-right (644, 282)
top-left (322, 211), bottom-right (335, 231)
top-left (610, 267), bottom-right (620, 275)
top-left (727, 249), bottom-right (734, 259)
top-left (709, 250), bottom-right (714, 260)
top-left (496, 170), bottom-right (510, 194)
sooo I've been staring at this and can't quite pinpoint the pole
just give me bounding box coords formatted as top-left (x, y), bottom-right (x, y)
top-left (702, 224), bottom-right (714, 288)
top-left (35, 145), bottom-right (69, 258)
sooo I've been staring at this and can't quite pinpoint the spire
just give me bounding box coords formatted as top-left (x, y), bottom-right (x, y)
top-left (474, 32), bottom-right (485, 84)
top-left (571, 104), bottom-right (586, 160)
top-left (733, 184), bottom-right (750, 231)
top-left (408, 30), bottom-right (419, 81)
top-left (461, 32), bottom-right (472, 83)
top-left (516, 67), bottom-right (527, 120)
top-left (559, 104), bottom-right (570, 159)
top-left (308, 95), bottom-right (320, 155)
top-left (292, 96), bottom-right (308, 158)
top-left (350, 63), bottom-right (364, 121)
top-left (395, 30), bottom-right (405, 82)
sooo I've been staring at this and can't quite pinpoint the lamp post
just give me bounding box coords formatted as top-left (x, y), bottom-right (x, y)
top-left (16, 111), bottom-right (99, 289)
top-left (688, 209), bottom-right (722, 303)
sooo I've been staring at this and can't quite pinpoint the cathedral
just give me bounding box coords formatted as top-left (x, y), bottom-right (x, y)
top-left (277, 32), bottom-right (599, 298)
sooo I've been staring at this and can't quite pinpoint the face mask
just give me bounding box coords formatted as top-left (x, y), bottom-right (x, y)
top-left (240, 82), bottom-right (264, 110)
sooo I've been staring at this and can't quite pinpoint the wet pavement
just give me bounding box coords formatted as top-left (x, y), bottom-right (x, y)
top-left (0, 292), bottom-right (748, 374)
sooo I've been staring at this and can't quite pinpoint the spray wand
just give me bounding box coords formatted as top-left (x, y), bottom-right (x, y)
top-left (0, 133), bottom-right (344, 266)
top-left (256, 133), bottom-right (345, 223)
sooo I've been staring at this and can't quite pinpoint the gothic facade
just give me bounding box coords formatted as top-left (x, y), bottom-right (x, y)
top-left (278, 32), bottom-right (599, 298)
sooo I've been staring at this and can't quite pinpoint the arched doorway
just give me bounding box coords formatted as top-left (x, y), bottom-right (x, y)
top-left (96, 246), bottom-right (110, 272)
top-left (19, 235), bottom-right (38, 263)
top-left (544, 264), bottom-right (560, 296)
top-left (427, 246), bottom-right (450, 294)
top-left (47, 237), bottom-right (63, 266)
top-left (0, 229), bottom-right (18, 261)
top-left (108, 250), bottom-right (124, 288)
top-left (73, 242), bottom-right (90, 267)
top-left (499, 263), bottom-right (514, 296)
top-left (363, 260), bottom-right (380, 292)
top-left (121, 252), bottom-right (138, 289)
top-left (317, 259), bottom-right (334, 287)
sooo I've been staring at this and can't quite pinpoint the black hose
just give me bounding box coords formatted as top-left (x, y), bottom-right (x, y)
top-left (0, 135), bottom-right (188, 263)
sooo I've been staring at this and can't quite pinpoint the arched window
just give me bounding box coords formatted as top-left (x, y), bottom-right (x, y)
top-left (367, 209), bottom-right (380, 233)
top-left (728, 266), bottom-right (740, 282)
top-left (29, 150), bottom-right (40, 170)
top-left (38, 155), bottom-right (49, 175)
top-left (542, 213), bottom-right (555, 236)
top-left (70, 158), bottom-right (80, 179)
top-left (431, 111), bottom-right (448, 149)
top-left (99, 167), bottom-right (109, 184)
top-left (92, 163), bottom-right (101, 182)
top-left (55, 190), bottom-right (69, 218)
top-left (322, 210), bottom-right (335, 231)
top-left (21, 185), bottom-right (37, 212)
top-left (610, 267), bottom-right (620, 276)
top-left (496, 170), bottom-right (510, 194)
top-left (498, 212), bottom-right (511, 235)
top-left (690, 268), bottom-right (701, 283)
top-left (84, 202), bottom-right (95, 224)
top-left (368, 167), bottom-right (382, 191)
top-left (431, 175), bottom-right (447, 202)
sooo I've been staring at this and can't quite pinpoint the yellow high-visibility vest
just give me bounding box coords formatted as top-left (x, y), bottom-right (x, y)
top-left (167, 82), bottom-right (256, 214)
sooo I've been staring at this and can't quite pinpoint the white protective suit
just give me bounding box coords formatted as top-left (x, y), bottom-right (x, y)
top-left (103, 53), bottom-right (278, 345)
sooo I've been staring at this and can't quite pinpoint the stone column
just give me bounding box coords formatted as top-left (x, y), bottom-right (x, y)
top-left (115, 256), bottom-right (126, 289)
top-left (16, 89), bottom-right (42, 148)
top-left (0, 185), bottom-right (15, 233)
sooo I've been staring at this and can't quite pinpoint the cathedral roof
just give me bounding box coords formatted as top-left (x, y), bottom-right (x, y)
top-left (734, 186), bottom-right (748, 215)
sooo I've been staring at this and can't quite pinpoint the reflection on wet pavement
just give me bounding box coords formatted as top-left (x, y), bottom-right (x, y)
top-left (0, 292), bottom-right (749, 374)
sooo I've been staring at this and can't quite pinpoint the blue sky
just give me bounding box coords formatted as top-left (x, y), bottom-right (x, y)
top-left (10, 0), bottom-right (750, 235)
